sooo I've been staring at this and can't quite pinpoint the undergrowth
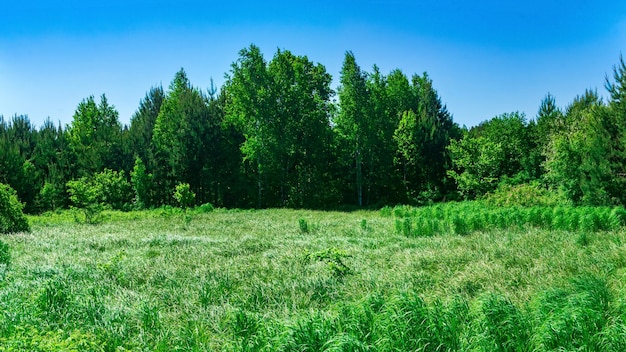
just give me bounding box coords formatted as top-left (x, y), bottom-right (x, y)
top-left (385, 201), bottom-right (626, 237)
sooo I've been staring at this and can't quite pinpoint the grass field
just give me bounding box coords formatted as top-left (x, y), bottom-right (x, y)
top-left (1, 203), bottom-right (626, 350)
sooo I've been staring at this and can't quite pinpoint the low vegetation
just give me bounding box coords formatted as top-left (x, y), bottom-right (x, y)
top-left (1, 204), bottom-right (626, 350)
top-left (0, 182), bottom-right (29, 234)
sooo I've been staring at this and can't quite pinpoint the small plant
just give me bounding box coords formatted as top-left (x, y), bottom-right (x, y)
top-left (305, 248), bottom-right (352, 278)
top-left (67, 177), bottom-right (104, 224)
top-left (0, 182), bottom-right (30, 233)
top-left (576, 232), bottom-right (590, 247)
top-left (38, 276), bottom-right (72, 317)
top-left (360, 219), bottom-right (368, 231)
top-left (174, 183), bottom-right (196, 229)
top-left (299, 218), bottom-right (309, 233)
top-left (0, 239), bottom-right (10, 267)
top-left (196, 202), bottom-right (214, 213)
top-left (173, 183), bottom-right (195, 209)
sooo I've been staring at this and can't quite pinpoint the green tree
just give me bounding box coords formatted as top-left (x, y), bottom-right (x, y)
top-left (152, 69), bottom-right (221, 206)
top-left (604, 55), bottom-right (626, 203)
top-left (130, 157), bottom-right (152, 209)
top-left (173, 182), bottom-right (196, 209)
top-left (32, 118), bottom-right (72, 211)
top-left (0, 182), bottom-right (30, 233)
top-left (0, 115), bottom-right (42, 213)
top-left (362, 66), bottom-right (404, 204)
top-left (544, 106), bottom-right (612, 204)
top-left (67, 95), bottom-right (123, 176)
top-left (66, 177), bottom-right (104, 224)
top-left (224, 45), bottom-right (272, 208)
top-left (335, 51), bottom-right (370, 207)
top-left (129, 86), bottom-right (164, 166)
top-left (447, 135), bottom-right (505, 198)
top-left (265, 49), bottom-right (336, 207)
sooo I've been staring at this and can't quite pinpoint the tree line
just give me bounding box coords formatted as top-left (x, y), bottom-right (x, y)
top-left (2, 45), bottom-right (626, 213)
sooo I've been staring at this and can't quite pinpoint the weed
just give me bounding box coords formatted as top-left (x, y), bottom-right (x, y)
top-left (0, 239), bottom-right (10, 267)
top-left (298, 218), bottom-right (309, 233)
top-left (360, 219), bottom-right (368, 231)
top-left (305, 248), bottom-right (352, 278)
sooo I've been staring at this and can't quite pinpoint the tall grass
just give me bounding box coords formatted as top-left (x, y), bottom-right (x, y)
top-left (1, 206), bottom-right (626, 350)
top-left (387, 201), bottom-right (626, 237)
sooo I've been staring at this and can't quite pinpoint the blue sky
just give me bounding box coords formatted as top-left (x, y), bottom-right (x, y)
top-left (1, 1), bottom-right (625, 128)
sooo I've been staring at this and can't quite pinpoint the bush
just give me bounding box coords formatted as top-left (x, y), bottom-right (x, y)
top-left (67, 169), bottom-right (132, 223)
top-left (173, 183), bottom-right (195, 209)
top-left (0, 182), bottom-right (30, 233)
top-left (484, 182), bottom-right (568, 207)
top-left (67, 177), bottom-right (104, 224)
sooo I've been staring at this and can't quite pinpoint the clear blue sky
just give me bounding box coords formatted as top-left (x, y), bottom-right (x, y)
top-left (1, 1), bottom-right (625, 128)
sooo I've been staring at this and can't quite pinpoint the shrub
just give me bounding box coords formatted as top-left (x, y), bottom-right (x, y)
top-left (0, 239), bottom-right (10, 267)
top-left (131, 157), bottom-right (152, 209)
top-left (173, 183), bottom-right (195, 209)
top-left (196, 203), bottom-right (214, 213)
top-left (485, 183), bottom-right (568, 207)
top-left (67, 169), bottom-right (132, 223)
top-left (0, 182), bottom-right (30, 233)
top-left (67, 177), bottom-right (104, 224)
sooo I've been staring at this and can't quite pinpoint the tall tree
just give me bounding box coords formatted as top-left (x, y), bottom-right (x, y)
top-left (225, 46), bottom-right (337, 208)
top-left (67, 94), bottom-right (123, 176)
top-left (224, 45), bottom-right (272, 208)
top-left (129, 86), bottom-right (165, 170)
top-left (394, 73), bottom-right (459, 203)
top-left (335, 51), bottom-right (370, 206)
top-left (266, 49), bottom-right (336, 207)
top-left (152, 69), bottom-right (220, 206)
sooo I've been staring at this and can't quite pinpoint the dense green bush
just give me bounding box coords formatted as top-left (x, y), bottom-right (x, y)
top-left (484, 182), bottom-right (569, 207)
top-left (173, 183), bottom-right (195, 209)
top-left (67, 169), bottom-right (132, 223)
top-left (0, 182), bottom-right (30, 233)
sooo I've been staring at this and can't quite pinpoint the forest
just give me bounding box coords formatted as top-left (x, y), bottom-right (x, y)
top-left (3, 45), bottom-right (626, 214)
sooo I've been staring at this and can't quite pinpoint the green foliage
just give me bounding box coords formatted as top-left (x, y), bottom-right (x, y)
top-left (225, 46), bottom-right (337, 208)
top-left (447, 136), bottom-right (504, 198)
top-left (298, 218), bottom-right (309, 233)
top-left (38, 182), bottom-right (64, 212)
top-left (0, 182), bottom-right (30, 233)
top-left (0, 239), bottom-right (10, 267)
top-left (173, 183), bottom-right (195, 209)
top-left (392, 201), bottom-right (625, 237)
top-left (194, 203), bottom-right (214, 213)
top-left (305, 248), bottom-right (352, 277)
top-left (130, 156), bottom-right (152, 209)
top-left (544, 103), bottom-right (614, 205)
top-left (67, 94), bottom-right (123, 176)
top-left (67, 169), bottom-right (131, 223)
top-left (0, 326), bottom-right (104, 352)
top-left (485, 182), bottom-right (569, 207)
top-left (67, 177), bottom-right (103, 224)
top-left (448, 112), bottom-right (536, 199)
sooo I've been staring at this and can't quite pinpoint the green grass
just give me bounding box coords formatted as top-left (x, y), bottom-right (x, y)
top-left (1, 204), bottom-right (626, 350)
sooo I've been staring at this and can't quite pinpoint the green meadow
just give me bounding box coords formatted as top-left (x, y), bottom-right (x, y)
top-left (2, 203), bottom-right (626, 351)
